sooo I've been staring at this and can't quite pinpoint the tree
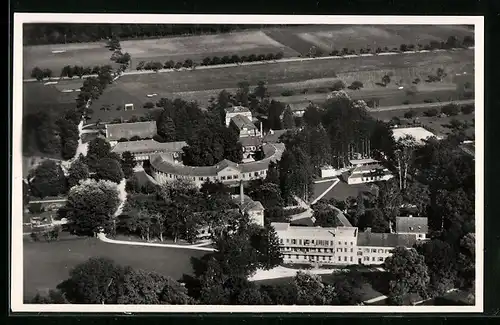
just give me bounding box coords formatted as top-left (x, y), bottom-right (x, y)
top-left (267, 100), bottom-right (285, 130)
top-left (29, 160), bottom-right (67, 198)
top-left (377, 179), bottom-right (402, 224)
top-left (120, 151), bottom-right (136, 178)
top-left (348, 81), bottom-right (364, 90)
top-left (31, 289), bottom-right (68, 304)
top-left (331, 80), bottom-right (346, 91)
top-left (303, 104), bottom-right (323, 128)
top-left (86, 137), bottom-right (114, 171)
top-left (282, 106), bottom-right (295, 129)
top-left (95, 158), bottom-right (124, 183)
top-left (279, 147), bottom-right (314, 203)
top-left (382, 75), bottom-right (391, 86)
top-left (333, 271), bottom-right (366, 305)
top-left (312, 203), bottom-right (341, 227)
top-left (253, 80), bottom-right (268, 100)
top-left (250, 225), bottom-right (283, 270)
top-left (457, 233), bottom-right (475, 289)
top-left (402, 181), bottom-right (430, 216)
top-left (360, 208), bottom-right (388, 233)
top-left (441, 103), bottom-right (460, 116)
top-left (385, 247), bottom-right (430, 305)
top-left (31, 67), bottom-right (45, 81)
top-left (293, 272), bottom-right (338, 305)
top-left (67, 158), bottom-right (90, 188)
top-left (236, 81), bottom-right (250, 107)
top-left (417, 239), bottom-right (458, 296)
top-left (394, 135), bottom-right (418, 190)
top-left (156, 112), bottom-right (176, 142)
top-left (63, 179), bottom-right (120, 236)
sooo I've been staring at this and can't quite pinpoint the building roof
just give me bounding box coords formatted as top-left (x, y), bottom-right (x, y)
top-left (357, 232), bottom-right (418, 248)
top-left (392, 127), bottom-right (437, 145)
top-left (287, 103), bottom-right (308, 112)
top-left (150, 143), bottom-right (285, 177)
top-left (105, 121), bottom-right (157, 141)
top-left (349, 158), bottom-right (379, 166)
top-left (239, 136), bottom-right (263, 148)
top-left (111, 140), bottom-right (187, 154)
top-left (231, 195), bottom-right (264, 212)
top-left (271, 222), bottom-right (358, 238)
top-left (225, 106), bottom-right (250, 114)
top-left (351, 164), bottom-right (389, 174)
top-left (395, 216), bottom-right (428, 234)
top-left (290, 217), bottom-right (315, 227)
top-left (262, 129), bottom-right (291, 143)
top-left (231, 115), bottom-right (257, 130)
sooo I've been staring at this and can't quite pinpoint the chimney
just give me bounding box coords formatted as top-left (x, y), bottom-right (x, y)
top-left (240, 181), bottom-right (244, 205)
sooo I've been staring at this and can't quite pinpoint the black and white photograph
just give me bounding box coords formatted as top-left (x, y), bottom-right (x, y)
top-left (11, 14), bottom-right (483, 313)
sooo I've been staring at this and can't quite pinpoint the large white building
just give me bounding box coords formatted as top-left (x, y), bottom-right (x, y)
top-left (392, 126), bottom-right (440, 145)
top-left (272, 222), bottom-right (418, 266)
top-left (111, 139), bottom-right (187, 162)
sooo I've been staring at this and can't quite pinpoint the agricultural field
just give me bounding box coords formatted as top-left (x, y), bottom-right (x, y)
top-left (23, 235), bottom-right (206, 301)
top-left (86, 50), bottom-right (473, 123)
top-left (22, 81), bottom-right (79, 116)
top-left (23, 31), bottom-right (299, 78)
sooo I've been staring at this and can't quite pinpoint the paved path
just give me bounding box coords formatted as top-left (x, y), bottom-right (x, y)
top-left (310, 178), bottom-right (340, 205)
top-left (97, 233), bottom-right (216, 252)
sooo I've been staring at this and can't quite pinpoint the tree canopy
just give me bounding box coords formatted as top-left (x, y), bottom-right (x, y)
top-left (28, 160), bottom-right (67, 198)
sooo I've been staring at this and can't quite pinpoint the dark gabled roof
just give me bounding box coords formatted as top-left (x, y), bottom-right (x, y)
top-left (225, 106), bottom-right (250, 114)
top-left (395, 217), bottom-right (428, 234)
top-left (111, 140), bottom-right (187, 154)
top-left (105, 121), bottom-right (157, 141)
top-left (230, 115), bottom-right (257, 130)
top-left (357, 232), bottom-right (418, 248)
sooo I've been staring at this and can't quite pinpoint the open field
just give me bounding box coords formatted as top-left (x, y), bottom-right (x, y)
top-left (23, 235), bottom-right (207, 300)
top-left (23, 31), bottom-right (299, 78)
top-left (318, 180), bottom-right (372, 202)
top-left (84, 50), bottom-right (473, 123)
top-left (23, 81), bottom-right (78, 116)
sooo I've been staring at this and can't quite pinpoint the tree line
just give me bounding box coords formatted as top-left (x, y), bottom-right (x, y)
top-left (23, 24), bottom-right (277, 45)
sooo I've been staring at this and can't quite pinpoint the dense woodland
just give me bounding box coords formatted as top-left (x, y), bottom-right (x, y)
top-left (23, 24), bottom-right (279, 45)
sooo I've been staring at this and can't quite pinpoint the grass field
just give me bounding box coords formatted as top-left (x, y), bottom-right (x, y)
top-left (85, 50), bottom-right (473, 123)
top-left (23, 31), bottom-right (299, 78)
top-left (23, 81), bottom-right (78, 116)
top-left (23, 235), bottom-right (207, 301)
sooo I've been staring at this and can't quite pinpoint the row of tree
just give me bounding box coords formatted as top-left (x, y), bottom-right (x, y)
top-left (23, 24), bottom-right (273, 45)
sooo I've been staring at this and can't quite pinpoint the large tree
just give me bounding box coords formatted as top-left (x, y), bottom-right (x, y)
top-left (282, 106), bottom-right (295, 129)
top-left (86, 137), bottom-right (117, 171)
top-left (95, 158), bottom-right (124, 183)
top-left (293, 271), bottom-right (338, 305)
top-left (311, 203), bottom-right (341, 227)
top-left (267, 100), bottom-right (286, 130)
top-left (67, 158), bottom-right (90, 188)
top-left (279, 147), bottom-right (314, 203)
top-left (385, 247), bottom-right (430, 305)
top-left (253, 80), bottom-right (269, 101)
top-left (120, 151), bottom-right (136, 178)
top-left (29, 160), bottom-right (67, 198)
top-left (156, 112), bottom-right (176, 142)
top-left (63, 179), bottom-right (121, 236)
top-left (248, 182), bottom-right (284, 210)
top-left (249, 225), bottom-right (283, 270)
top-left (303, 104), bottom-right (323, 128)
top-left (394, 135), bottom-right (418, 190)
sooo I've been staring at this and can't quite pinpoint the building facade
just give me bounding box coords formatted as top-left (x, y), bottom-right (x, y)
top-left (271, 222), bottom-right (418, 266)
top-left (344, 158), bottom-right (394, 185)
top-left (111, 140), bottom-right (186, 162)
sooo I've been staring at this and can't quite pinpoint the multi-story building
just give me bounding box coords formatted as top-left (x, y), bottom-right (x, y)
top-left (150, 143), bottom-right (285, 188)
top-left (111, 139), bottom-right (186, 162)
top-left (230, 115), bottom-right (261, 138)
top-left (344, 158), bottom-right (394, 185)
top-left (271, 222), bottom-right (418, 266)
top-left (225, 106), bottom-right (253, 127)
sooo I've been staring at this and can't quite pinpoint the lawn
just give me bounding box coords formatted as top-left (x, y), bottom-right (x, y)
top-left (23, 235), bottom-right (207, 301)
top-left (311, 180), bottom-right (338, 203)
top-left (23, 31), bottom-right (299, 78)
top-left (23, 81), bottom-right (78, 116)
top-left (319, 180), bottom-right (373, 202)
top-left (87, 50), bottom-right (473, 123)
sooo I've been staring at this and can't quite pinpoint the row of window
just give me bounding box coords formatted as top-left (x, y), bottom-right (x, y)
top-left (284, 255), bottom-right (385, 263)
top-left (153, 168), bottom-right (266, 182)
top-left (281, 239), bottom-right (355, 246)
top-left (280, 244), bottom-right (393, 255)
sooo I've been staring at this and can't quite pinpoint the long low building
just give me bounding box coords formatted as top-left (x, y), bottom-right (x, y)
top-left (150, 143), bottom-right (285, 187)
top-left (272, 222), bottom-right (419, 266)
top-left (105, 121), bottom-right (158, 145)
top-left (111, 139), bottom-right (187, 161)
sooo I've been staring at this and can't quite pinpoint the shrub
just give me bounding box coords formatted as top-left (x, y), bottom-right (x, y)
top-left (240, 55), bottom-right (248, 62)
top-left (404, 110), bottom-right (416, 118)
top-left (248, 54), bottom-right (257, 62)
top-left (231, 54), bottom-right (241, 63)
top-left (331, 80), bottom-right (346, 91)
top-left (423, 99), bottom-right (434, 103)
top-left (301, 89), bottom-right (308, 94)
top-left (129, 135), bottom-right (142, 141)
top-left (383, 46), bottom-right (389, 52)
top-left (441, 103), bottom-right (460, 116)
top-left (118, 138), bottom-right (128, 142)
top-left (211, 56), bottom-right (221, 65)
top-left (412, 78), bottom-right (421, 84)
top-left (281, 89), bottom-right (295, 97)
top-left (424, 108), bottom-right (439, 117)
top-left (152, 134), bottom-right (165, 142)
top-left (265, 53), bottom-right (275, 61)
top-left (275, 52), bottom-right (284, 60)
top-left (382, 75), bottom-right (391, 86)
top-left (390, 117), bottom-right (401, 125)
top-left (375, 47), bottom-right (382, 54)
top-left (315, 88), bottom-right (329, 94)
top-left (342, 47), bottom-right (349, 55)
top-left (116, 106), bottom-right (122, 111)
top-left (201, 57), bottom-right (211, 66)
top-left (174, 62), bottom-right (183, 69)
top-left (143, 102), bottom-right (155, 109)
top-left (183, 59), bottom-right (194, 68)
top-left (164, 60), bottom-right (175, 69)
top-left (348, 81), bottom-right (364, 90)
top-left (461, 104), bottom-right (474, 115)
top-left (257, 54), bottom-right (266, 61)
top-left (331, 50), bottom-right (339, 56)
top-left (220, 56), bottom-right (230, 64)
top-left (402, 100), bottom-right (410, 105)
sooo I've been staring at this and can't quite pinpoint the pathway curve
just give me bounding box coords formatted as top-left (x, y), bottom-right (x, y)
top-left (97, 232), bottom-right (216, 252)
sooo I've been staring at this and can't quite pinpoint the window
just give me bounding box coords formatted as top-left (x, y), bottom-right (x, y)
top-left (311, 240), bottom-right (315, 244)
top-left (364, 257), bottom-right (369, 261)
top-left (338, 256), bottom-right (342, 261)
top-left (254, 172), bottom-right (259, 177)
top-left (372, 257), bottom-right (376, 261)
top-left (330, 241), bottom-right (334, 246)
top-left (344, 256), bottom-right (347, 262)
top-left (234, 175), bottom-right (239, 179)
top-left (350, 248), bottom-right (353, 253)
top-left (371, 249), bottom-right (377, 253)
top-left (378, 249), bottom-right (383, 253)
top-left (409, 226), bottom-right (414, 231)
top-left (322, 256), bottom-right (326, 261)
top-left (364, 248), bottom-right (370, 253)
top-left (337, 248), bottom-right (342, 253)
top-left (378, 257), bottom-right (384, 262)
top-left (242, 174), bottom-right (246, 178)
top-left (350, 256), bottom-right (353, 262)
top-left (345, 242), bottom-right (347, 245)
top-left (344, 248), bottom-right (347, 252)
top-left (329, 256), bottom-right (332, 261)
top-left (199, 177), bottom-right (204, 181)
top-left (286, 239), bottom-right (289, 243)
top-left (221, 176), bottom-right (226, 180)
top-left (338, 241), bottom-right (342, 245)
top-left (296, 255), bottom-right (299, 259)
top-left (299, 239), bottom-right (302, 245)
top-left (350, 242), bottom-right (353, 246)
top-left (357, 251), bottom-right (363, 256)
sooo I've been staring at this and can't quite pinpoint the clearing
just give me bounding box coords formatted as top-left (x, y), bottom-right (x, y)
top-left (23, 235), bottom-right (207, 301)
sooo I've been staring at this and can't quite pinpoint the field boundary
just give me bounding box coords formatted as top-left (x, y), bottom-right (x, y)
top-left (97, 233), bottom-right (216, 252)
top-left (23, 47), bottom-right (474, 83)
